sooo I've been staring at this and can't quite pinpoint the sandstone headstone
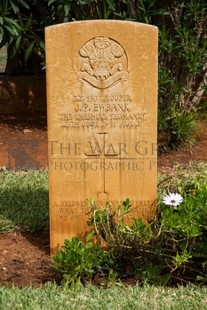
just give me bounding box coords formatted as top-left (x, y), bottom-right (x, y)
top-left (45, 20), bottom-right (158, 255)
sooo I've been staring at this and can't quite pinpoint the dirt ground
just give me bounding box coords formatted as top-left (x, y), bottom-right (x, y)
top-left (0, 113), bottom-right (207, 287)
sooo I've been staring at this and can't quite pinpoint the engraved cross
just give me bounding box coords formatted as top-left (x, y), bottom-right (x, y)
top-left (84, 132), bottom-right (120, 201)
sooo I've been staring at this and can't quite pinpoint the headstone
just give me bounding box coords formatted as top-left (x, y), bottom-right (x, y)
top-left (45, 20), bottom-right (158, 255)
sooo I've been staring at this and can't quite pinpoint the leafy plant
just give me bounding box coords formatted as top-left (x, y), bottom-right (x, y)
top-left (53, 233), bottom-right (113, 287)
top-left (87, 198), bottom-right (156, 277)
top-left (82, 163), bottom-right (207, 285)
top-left (170, 111), bottom-right (199, 146)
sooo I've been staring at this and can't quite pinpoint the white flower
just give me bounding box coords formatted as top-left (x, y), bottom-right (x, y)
top-left (163, 193), bottom-right (183, 206)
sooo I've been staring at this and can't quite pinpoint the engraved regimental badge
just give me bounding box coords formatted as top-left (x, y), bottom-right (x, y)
top-left (77, 36), bottom-right (128, 89)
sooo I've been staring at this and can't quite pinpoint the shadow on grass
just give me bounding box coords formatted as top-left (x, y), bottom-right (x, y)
top-left (0, 187), bottom-right (49, 232)
top-left (0, 170), bottom-right (49, 253)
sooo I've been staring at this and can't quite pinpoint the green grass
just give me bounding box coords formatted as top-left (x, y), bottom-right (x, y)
top-left (0, 283), bottom-right (207, 310)
top-left (0, 169), bottom-right (48, 232)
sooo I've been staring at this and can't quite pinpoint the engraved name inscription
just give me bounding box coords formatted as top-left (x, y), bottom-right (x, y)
top-left (58, 93), bottom-right (146, 129)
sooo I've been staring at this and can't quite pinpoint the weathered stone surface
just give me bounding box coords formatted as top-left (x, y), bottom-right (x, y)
top-left (45, 20), bottom-right (158, 255)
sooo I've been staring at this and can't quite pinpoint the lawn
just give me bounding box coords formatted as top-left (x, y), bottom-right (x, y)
top-left (1, 283), bottom-right (207, 309)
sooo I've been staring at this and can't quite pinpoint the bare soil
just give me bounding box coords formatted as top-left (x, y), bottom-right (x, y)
top-left (0, 113), bottom-right (206, 287)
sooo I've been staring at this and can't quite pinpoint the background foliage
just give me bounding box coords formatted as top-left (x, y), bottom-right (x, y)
top-left (0, 0), bottom-right (207, 147)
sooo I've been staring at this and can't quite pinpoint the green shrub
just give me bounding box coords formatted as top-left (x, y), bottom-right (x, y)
top-left (53, 163), bottom-right (207, 286)
top-left (53, 234), bottom-right (113, 287)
